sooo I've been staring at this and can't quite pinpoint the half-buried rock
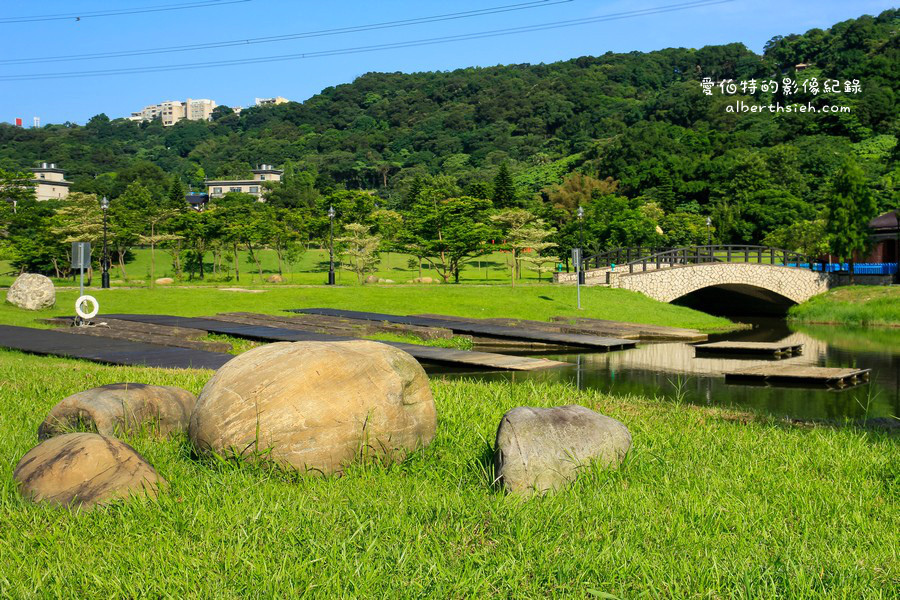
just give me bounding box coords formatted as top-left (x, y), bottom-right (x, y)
top-left (14, 433), bottom-right (166, 509)
top-left (494, 405), bottom-right (631, 496)
top-left (190, 340), bottom-right (436, 475)
top-left (38, 383), bottom-right (197, 440)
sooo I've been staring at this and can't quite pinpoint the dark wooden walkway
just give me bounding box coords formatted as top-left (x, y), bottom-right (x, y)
top-left (725, 365), bottom-right (870, 388)
top-left (694, 341), bottom-right (803, 358)
top-left (103, 315), bottom-right (569, 371)
top-left (0, 325), bottom-right (232, 370)
top-left (293, 309), bottom-right (636, 351)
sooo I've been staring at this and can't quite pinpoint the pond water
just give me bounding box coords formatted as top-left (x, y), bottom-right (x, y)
top-left (428, 319), bottom-right (900, 421)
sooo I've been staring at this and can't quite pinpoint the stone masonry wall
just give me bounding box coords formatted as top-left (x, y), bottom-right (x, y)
top-left (607, 263), bottom-right (832, 304)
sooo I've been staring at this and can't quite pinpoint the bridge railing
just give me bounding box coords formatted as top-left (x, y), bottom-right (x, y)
top-left (585, 245), bottom-right (814, 281)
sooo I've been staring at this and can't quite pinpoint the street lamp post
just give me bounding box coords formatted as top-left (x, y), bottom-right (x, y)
top-left (100, 196), bottom-right (110, 289)
top-left (706, 216), bottom-right (713, 249)
top-left (327, 205), bottom-right (336, 285)
top-left (576, 205), bottom-right (585, 285)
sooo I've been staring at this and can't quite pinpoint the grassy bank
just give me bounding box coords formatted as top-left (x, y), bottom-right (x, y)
top-left (0, 284), bottom-right (737, 333)
top-left (0, 351), bottom-right (895, 597)
top-left (789, 286), bottom-right (900, 327)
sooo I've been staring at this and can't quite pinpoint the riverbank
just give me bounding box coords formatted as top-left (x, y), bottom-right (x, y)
top-left (0, 351), bottom-right (895, 597)
top-left (789, 286), bottom-right (900, 327)
top-left (0, 284), bottom-right (739, 333)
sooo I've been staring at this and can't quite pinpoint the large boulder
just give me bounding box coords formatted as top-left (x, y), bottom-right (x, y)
top-left (266, 274), bottom-right (283, 283)
top-left (14, 433), bottom-right (166, 509)
top-left (38, 383), bottom-right (197, 440)
top-left (6, 273), bottom-right (55, 310)
top-left (365, 275), bottom-right (379, 284)
top-left (154, 277), bottom-right (174, 285)
top-left (494, 405), bottom-right (631, 496)
top-left (190, 340), bottom-right (436, 474)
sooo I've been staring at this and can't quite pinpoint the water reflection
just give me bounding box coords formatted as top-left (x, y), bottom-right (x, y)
top-left (429, 319), bottom-right (900, 421)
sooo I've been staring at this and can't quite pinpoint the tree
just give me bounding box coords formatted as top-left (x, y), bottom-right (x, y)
top-left (337, 223), bottom-right (380, 283)
top-left (519, 226), bottom-right (559, 282)
top-left (490, 209), bottom-right (554, 286)
top-left (491, 162), bottom-right (518, 209)
top-left (825, 161), bottom-right (879, 273)
top-left (763, 219), bottom-right (830, 260)
top-left (400, 196), bottom-right (494, 283)
top-left (109, 182), bottom-right (152, 279)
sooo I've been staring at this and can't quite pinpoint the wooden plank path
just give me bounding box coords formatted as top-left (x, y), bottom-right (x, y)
top-left (550, 316), bottom-right (708, 342)
top-left (41, 317), bottom-right (233, 353)
top-left (294, 309), bottom-right (637, 351)
top-left (725, 365), bottom-right (870, 388)
top-left (0, 324), bottom-right (232, 370)
top-left (694, 341), bottom-right (803, 358)
top-left (104, 314), bottom-right (569, 371)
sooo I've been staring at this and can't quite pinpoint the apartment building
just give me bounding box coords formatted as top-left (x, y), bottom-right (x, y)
top-left (30, 162), bottom-right (71, 201)
top-left (205, 165), bottom-right (283, 200)
top-left (129, 98), bottom-right (217, 126)
top-left (255, 96), bottom-right (289, 107)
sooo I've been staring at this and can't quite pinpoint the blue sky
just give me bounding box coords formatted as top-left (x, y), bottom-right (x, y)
top-left (0, 0), bottom-right (894, 125)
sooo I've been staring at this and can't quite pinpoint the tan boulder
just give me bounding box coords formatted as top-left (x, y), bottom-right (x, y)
top-left (190, 340), bottom-right (436, 474)
top-left (38, 383), bottom-right (197, 440)
top-left (6, 273), bottom-right (55, 310)
top-left (266, 274), bottom-right (284, 283)
top-left (155, 277), bottom-right (174, 285)
top-left (14, 433), bottom-right (166, 509)
top-left (365, 275), bottom-right (379, 284)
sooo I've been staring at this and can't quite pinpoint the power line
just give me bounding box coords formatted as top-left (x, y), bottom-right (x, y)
top-left (0, 0), bottom-right (735, 81)
top-left (0, 0), bottom-right (570, 65)
top-left (0, 0), bottom-right (252, 24)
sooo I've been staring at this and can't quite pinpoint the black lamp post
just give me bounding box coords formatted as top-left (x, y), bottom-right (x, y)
top-left (100, 196), bottom-right (110, 289)
top-left (327, 205), bottom-right (336, 285)
top-left (576, 205), bottom-right (585, 284)
top-left (706, 216), bottom-right (712, 247)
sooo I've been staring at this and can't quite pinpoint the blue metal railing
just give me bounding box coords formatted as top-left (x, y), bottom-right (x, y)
top-left (788, 262), bottom-right (898, 275)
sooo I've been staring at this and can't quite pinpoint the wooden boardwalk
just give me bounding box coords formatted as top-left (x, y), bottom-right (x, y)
top-left (0, 325), bottom-right (232, 370)
top-left (103, 314), bottom-right (569, 371)
top-left (725, 364), bottom-right (870, 388)
top-left (294, 309), bottom-right (636, 351)
top-left (694, 341), bottom-right (803, 358)
top-left (550, 316), bottom-right (708, 342)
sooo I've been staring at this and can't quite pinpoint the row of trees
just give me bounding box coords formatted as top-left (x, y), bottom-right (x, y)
top-left (1, 154), bottom-right (882, 284)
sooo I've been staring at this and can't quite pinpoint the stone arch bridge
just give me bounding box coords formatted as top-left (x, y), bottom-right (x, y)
top-left (555, 246), bottom-right (833, 312)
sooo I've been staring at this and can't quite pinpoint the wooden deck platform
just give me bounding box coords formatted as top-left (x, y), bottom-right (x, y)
top-left (694, 341), bottom-right (803, 358)
top-left (103, 314), bottom-right (569, 371)
top-left (0, 325), bottom-right (232, 370)
top-left (294, 309), bottom-right (636, 351)
top-left (550, 316), bottom-right (708, 342)
top-left (725, 365), bottom-right (870, 388)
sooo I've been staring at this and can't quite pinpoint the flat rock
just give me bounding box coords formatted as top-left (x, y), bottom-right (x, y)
top-left (190, 340), bottom-right (436, 474)
top-left (6, 273), bottom-right (55, 310)
top-left (494, 405), bottom-right (631, 495)
top-left (154, 277), bottom-right (174, 285)
top-left (14, 433), bottom-right (166, 509)
top-left (266, 274), bottom-right (284, 283)
top-left (38, 383), bottom-right (197, 440)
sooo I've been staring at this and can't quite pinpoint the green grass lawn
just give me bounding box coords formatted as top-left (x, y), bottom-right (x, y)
top-left (0, 352), bottom-right (895, 597)
top-left (789, 286), bottom-right (900, 328)
top-left (0, 282), bottom-right (736, 333)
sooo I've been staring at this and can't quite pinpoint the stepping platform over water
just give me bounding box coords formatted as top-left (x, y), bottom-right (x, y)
top-left (103, 314), bottom-right (568, 371)
top-left (293, 309), bottom-right (636, 352)
top-left (725, 365), bottom-right (870, 388)
top-left (694, 341), bottom-right (803, 358)
top-left (0, 324), bottom-right (232, 370)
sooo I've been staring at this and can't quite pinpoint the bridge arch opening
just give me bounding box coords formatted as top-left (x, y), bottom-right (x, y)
top-left (670, 284), bottom-right (797, 316)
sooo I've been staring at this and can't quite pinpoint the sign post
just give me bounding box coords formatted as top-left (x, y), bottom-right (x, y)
top-left (572, 247), bottom-right (582, 310)
top-left (71, 242), bottom-right (91, 324)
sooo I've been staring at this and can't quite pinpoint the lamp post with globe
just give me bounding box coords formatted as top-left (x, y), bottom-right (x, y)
top-left (327, 205), bottom-right (336, 285)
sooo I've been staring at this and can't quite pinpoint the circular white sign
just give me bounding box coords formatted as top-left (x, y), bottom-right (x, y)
top-left (75, 295), bottom-right (99, 320)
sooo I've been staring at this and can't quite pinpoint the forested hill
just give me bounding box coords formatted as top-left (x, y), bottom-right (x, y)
top-left (1, 9), bottom-right (897, 246)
